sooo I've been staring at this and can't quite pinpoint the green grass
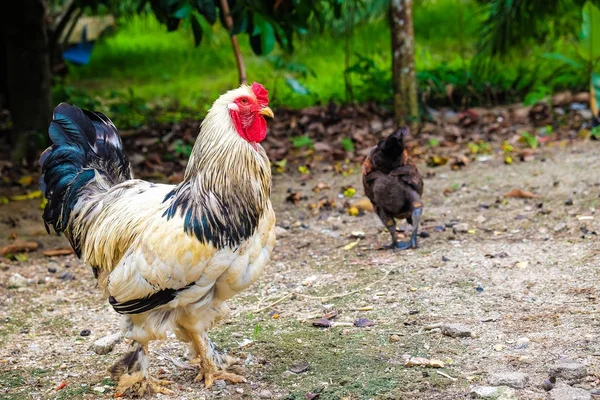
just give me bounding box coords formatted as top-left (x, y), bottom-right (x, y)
top-left (61, 0), bottom-right (588, 124)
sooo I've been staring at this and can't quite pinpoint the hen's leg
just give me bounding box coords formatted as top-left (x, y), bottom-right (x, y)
top-left (189, 333), bottom-right (246, 388)
top-left (396, 199), bottom-right (423, 250)
top-left (376, 206), bottom-right (399, 249)
top-left (110, 342), bottom-right (172, 397)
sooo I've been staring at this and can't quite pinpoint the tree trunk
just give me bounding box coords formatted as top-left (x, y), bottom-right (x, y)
top-left (219, 0), bottom-right (246, 85)
top-left (1, 0), bottom-right (52, 163)
top-left (390, 0), bottom-right (418, 127)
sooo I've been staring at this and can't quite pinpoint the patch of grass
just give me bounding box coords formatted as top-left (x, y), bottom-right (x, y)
top-left (0, 370), bottom-right (25, 388)
top-left (56, 385), bottom-right (92, 400)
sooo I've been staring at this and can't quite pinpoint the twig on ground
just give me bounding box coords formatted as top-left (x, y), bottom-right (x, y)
top-left (436, 371), bottom-right (457, 381)
top-left (255, 269), bottom-right (393, 312)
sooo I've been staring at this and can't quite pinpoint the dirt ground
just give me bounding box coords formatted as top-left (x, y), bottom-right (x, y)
top-left (0, 141), bottom-right (599, 400)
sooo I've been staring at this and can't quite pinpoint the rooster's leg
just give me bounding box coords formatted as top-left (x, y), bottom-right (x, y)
top-left (376, 207), bottom-right (400, 249)
top-left (396, 201), bottom-right (423, 250)
top-left (190, 333), bottom-right (246, 388)
top-left (110, 341), bottom-right (173, 397)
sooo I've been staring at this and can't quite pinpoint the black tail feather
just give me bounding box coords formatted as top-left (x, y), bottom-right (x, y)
top-left (39, 102), bottom-right (132, 243)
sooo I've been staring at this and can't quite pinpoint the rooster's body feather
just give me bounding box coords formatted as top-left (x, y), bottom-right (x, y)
top-left (40, 84), bottom-right (276, 394)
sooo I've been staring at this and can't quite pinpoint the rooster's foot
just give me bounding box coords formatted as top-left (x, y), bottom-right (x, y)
top-left (394, 240), bottom-right (417, 250)
top-left (385, 240), bottom-right (416, 250)
top-left (115, 372), bottom-right (173, 397)
top-left (194, 369), bottom-right (247, 388)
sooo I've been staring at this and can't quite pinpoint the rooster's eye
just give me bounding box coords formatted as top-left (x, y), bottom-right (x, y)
top-left (240, 98), bottom-right (248, 105)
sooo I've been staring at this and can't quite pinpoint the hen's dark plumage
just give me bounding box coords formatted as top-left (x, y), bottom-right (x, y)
top-left (362, 127), bottom-right (424, 250)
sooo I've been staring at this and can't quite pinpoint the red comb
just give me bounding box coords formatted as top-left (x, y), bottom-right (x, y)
top-left (251, 82), bottom-right (269, 106)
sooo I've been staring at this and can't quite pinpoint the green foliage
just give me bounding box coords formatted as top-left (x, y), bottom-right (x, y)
top-left (520, 131), bottom-right (539, 148)
top-left (345, 54), bottom-right (392, 103)
top-left (52, 83), bottom-right (100, 110)
top-left (427, 138), bottom-right (440, 147)
top-left (290, 135), bottom-right (314, 149)
top-left (341, 137), bottom-right (355, 152)
top-left (578, 1), bottom-right (600, 63)
top-left (173, 139), bottom-right (193, 157)
top-left (524, 85), bottom-right (552, 106)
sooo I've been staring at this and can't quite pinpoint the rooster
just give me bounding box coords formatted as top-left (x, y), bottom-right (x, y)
top-left (362, 127), bottom-right (424, 250)
top-left (39, 83), bottom-right (276, 396)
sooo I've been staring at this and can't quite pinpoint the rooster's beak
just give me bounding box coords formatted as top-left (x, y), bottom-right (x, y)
top-left (259, 106), bottom-right (274, 119)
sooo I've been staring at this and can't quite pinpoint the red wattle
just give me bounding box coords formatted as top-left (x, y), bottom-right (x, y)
top-left (230, 110), bottom-right (267, 144)
top-left (245, 115), bottom-right (267, 143)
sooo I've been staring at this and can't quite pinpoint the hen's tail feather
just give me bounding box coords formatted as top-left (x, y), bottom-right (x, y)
top-left (39, 102), bottom-right (132, 245)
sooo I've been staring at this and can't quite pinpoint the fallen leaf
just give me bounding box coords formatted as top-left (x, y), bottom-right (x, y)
top-left (356, 306), bottom-right (373, 311)
top-left (55, 381), bottom-right (67, 391)
top-left (12, 253), bottom-right (28, 262)
top-left (485, 252), bottom-right (509, 258)
top-left (10, 190), bottom-right (42, 201)
top-left (504, 189), bottom-right (537, 199)
top-left (18, 175), bottom-right (34, 186)
top-left (428, 359), bottom-right (445, 368)
top-left (515, 261), bottom-right (529, 269)
top-left (312, 318), bottom-right (332, 328)
top-left (343, 186), bottom-right (356, 198)
top-left (0, 240), bottom-right (39, 256)
top-left (426, 155), bottom-right (449, 167)
top-left (289, 361), bottom-right (310, 374)
top-left (405, 357), bottom-right (430, 367)
top-left (350, 198), bottom-right (374, 212)
top-left (354, 318), bottom-right (374, 327)
top-left (343, 240), bottom-right (359, 250)
top-left (286, 192), bottom-right (302, 204)
top-left (323, 310), bottom-right (339, 320)
top-left (42, 248), bottom-right (74, 257)
top-left (312, 182), bottom-right (330, 192)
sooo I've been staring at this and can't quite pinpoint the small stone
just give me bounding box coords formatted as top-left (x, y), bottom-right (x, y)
top-left (565, 199), bottom-right (574, 206)
top-left (7, 273), bottom-right (30, 289)
top-left (554, 222), bottom-right (567, 232)
top-left (470, 385), bottom-right (517, 399)
top-left (440, 324), bottom-right (472, 338)
top-left (549, 359), bottom-right (588, 381)
top-left (453, 223), bottom-right (469, 234)
top-left (59, 271), bottom-right (75, 281)
top-left (488, 372), bottom-right (529, 389)
top-left (91, 332), bottom-right (122, 355)
top-left (550, 383), bottom-right (591, 400)
top-left (214, 380), bottom-right (226, 390)
top-left (390, 334), bottom-right (402, 342)
top-left (542, 378), bottom-right (555, 391)
top-left (80, 329), bottom-right (91, 337)
top-left (258, 389), bottom-right (273, 399)
top-left (92, 387), bottom-right (105, 393)
top-left (281, 371), bottom-right (294, 378)
top-left (47, 267), bottom-right (57, 273)
top-left (231, 332), bottom-right (243, 338)
top-left (590, 388), bottom-right (600, 396)
top-left (515, 337), bottom-right (530, 349)
top-left (275, 226), bottom-right (289, 238)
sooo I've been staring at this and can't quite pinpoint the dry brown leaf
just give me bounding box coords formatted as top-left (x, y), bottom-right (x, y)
top-left (42, 248), bottom-right (74, 257)
top-left (504, 189), bottom-right (537, 199)
top-left (0, 240), bottom-right (39, 256)
top-left (312, 182), bottom-right (330, 192)
top-left (350, 197), bottom-right (374, 212)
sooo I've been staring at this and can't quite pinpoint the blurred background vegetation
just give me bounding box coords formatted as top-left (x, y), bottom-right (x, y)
top-left (2, 0), bottom-right (600, 161)
top-left (53, 0), bottom-right (590, 115)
